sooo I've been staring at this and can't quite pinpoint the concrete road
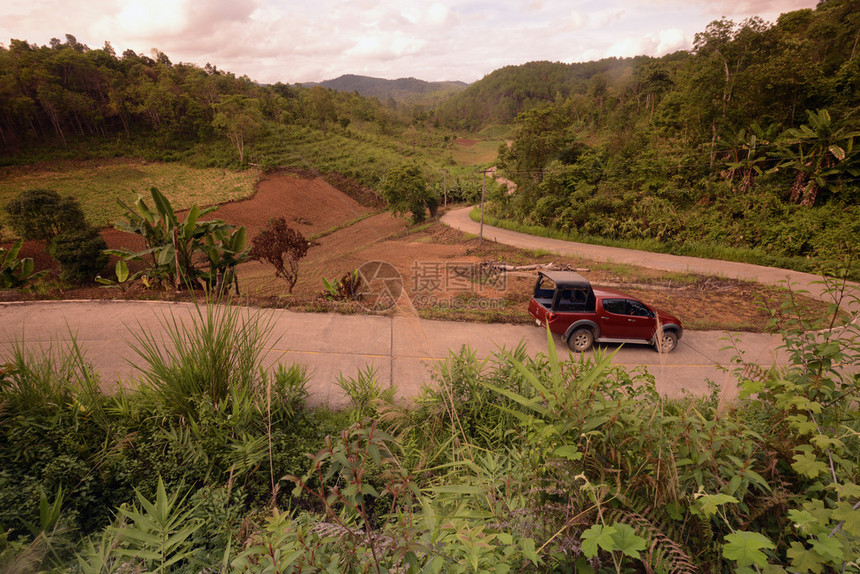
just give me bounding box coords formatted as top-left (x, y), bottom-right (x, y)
top-left (442, 206), bottom-right (860, 311)
top-left (0, 300), bottom-right (782, 406)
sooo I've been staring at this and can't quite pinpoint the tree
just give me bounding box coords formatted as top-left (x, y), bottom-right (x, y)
top-left (498, 104), bottom-right (570, 182)
top-left (305, 86), bottom-right (337, 133)
top-left (4, 189), bottom-right (86, 240)
top-left (249, 218), bottom-right (309, 293)
top-left (379, 165), bottom-right (438, 224)
top-left (212, 95), bottom-right (263, 163)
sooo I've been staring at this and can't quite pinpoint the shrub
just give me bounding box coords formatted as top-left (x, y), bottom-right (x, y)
top-left (249, 217), bottom-right (309, 293)
top-left (48, 227), bottom-right (109, 283)
top-left (3, 189), bottom-right (86, 240)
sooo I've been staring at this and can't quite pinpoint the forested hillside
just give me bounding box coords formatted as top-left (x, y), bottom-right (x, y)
top-left (465, 0), bottom-right (859, 275)
top-left (307, 74), bottom-right (468, 105)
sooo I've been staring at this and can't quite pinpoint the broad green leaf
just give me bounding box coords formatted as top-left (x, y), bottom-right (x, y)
top-left (183, 204), bottom-right (200, 238)
top-left (722, 531), bottom-right (774, 567)
top-left (809, 536), bottom-right (843, 562)
top-left (553, 444), bottom-right (582, 461)
top-left (7, 238), bottom-right (23, 260)
top-left (581, 524), bottom-right (617, 558)
top-left (787, 509), bottom-right (819, 535)
top-left (743, 469), bottom-right (772, 493)
top-left (157, 245), bottom-right (175, 267)
top-left (696, 493), bottom-right (738, 518)
top-left (832, 501), bottom-right (860, 537)
top-left (787, 415), bottom-right (817, 435)
top-left (232, 226), bottom-right (247, 251)
top-left (831, 483), bottom-right (860, 499)
top-left (811, 435), bottom-right (843, 453)
top-left (521, 537), bottom-right (539, 565)
top-left (611, 523), bottom-right (647, 559)
top-left (792, 451), bottom-right (827, 479)
top-left (19, 257), bottom-right (34, 277)
top-left (116, 259), bottom-right (129, 283)
top-left (787, 542), bottom-right (825, 574)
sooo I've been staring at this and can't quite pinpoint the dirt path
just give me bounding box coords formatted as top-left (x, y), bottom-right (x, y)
top-left (441, 206), bottom-right (860, 314)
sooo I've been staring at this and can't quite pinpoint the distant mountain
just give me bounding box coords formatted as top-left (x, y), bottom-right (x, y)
top-left (303, 74), bottom-right (468, 104)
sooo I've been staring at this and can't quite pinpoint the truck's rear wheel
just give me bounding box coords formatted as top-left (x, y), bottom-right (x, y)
top-left (568, 328), bottom-right (594, 352)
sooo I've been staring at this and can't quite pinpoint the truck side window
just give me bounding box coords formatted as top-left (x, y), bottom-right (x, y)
top-left (627, 300), bottom-right (654, 317)
top-left (602, 299), bottom-right (626, 315)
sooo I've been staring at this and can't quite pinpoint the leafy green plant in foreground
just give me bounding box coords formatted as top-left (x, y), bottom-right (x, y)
top-left (0, 276), bottom-right (857, 571)
top-left (0, 238), bottom-right (46, 288)
top-left (728, 275), bottom-right (860, 573)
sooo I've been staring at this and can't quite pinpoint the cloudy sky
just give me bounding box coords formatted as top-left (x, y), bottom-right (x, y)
top-left (2, 0), bottom-right (818, 84)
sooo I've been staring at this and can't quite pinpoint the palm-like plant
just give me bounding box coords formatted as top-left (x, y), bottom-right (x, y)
top-left (0, 239), bottom-right (47, 288)
top-left (110, 187), bottom-right (247, 290)
top-left (773, 109), bottom-right (860, 206)
top-left (725, 122), bottom-right (778, 193)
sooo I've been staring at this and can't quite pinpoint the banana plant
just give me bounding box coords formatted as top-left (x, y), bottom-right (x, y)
top-left (1, 238), bottom-right (47, 288)
top-left (772, 109), bottom-right (860, 205)
top-left (725, 122), bottom-right (778, 193)
top-left (110, 187), bottom-right (242, 290)
top-left (201, 225), bottom-right (249, 295)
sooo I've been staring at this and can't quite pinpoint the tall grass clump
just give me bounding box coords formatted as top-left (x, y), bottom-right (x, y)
top-left (336, 364), bottom-right (395, 423)
top-left (129, 300), bottom-right (275, 419)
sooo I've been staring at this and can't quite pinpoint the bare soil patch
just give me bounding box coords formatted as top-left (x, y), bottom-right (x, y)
top-left (2, 172), bottom-right (829, 331)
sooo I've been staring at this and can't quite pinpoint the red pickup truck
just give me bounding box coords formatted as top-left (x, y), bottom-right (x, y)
top-left (528, 271), bottom-right (683, 353)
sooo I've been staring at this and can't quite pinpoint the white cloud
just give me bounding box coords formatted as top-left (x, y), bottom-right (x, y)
top-left (567, 10), bottom-right (587, 31)
top-left (607, 28), bottom-right (689, 58)
top-left (426, 3), bottom-right (452, 27)
top-left (345, 31), bottom-right (427, 60)
top-left (0, 0), bottom-right (820, 84)
top-left (97, 0), bottom-right (189, 39)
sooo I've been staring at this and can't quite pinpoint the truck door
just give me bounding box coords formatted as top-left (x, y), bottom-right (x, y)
top-left (599, 298), bottom-right (655, 340)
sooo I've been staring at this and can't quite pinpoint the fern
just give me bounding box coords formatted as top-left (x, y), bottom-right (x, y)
top-left (606, 509), bottom-right (699, 574)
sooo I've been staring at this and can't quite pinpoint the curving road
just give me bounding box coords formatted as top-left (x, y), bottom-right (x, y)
top-left (442, 206), bottom-right (860, 310)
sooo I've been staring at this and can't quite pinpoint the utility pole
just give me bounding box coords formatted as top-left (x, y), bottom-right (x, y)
top-left (442, 169), bottom-right (448, 207)
top-left (479, 168), bottom-right (491, 244)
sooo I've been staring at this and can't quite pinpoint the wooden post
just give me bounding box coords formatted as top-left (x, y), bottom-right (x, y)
top-left (480, 169), bottom-right (486, 244)
top-left (173, 227), bottom-right (181, 292)
top-left (442, 169), bottom-right (448, 207)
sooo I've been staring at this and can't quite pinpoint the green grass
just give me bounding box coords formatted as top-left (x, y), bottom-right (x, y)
top-left (0, 160), bottom-right (258, 231)
top-left (450, 139), bottom-right (501, 166)
top-left (476, 124), bottom-right (513, 140)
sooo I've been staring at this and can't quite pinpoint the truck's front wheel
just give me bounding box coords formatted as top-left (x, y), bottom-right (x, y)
top-left (654, 330), bottom-right (678, 353)
top-left (568, 328), bottom-right (594, 352)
